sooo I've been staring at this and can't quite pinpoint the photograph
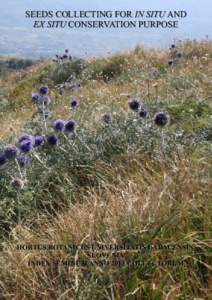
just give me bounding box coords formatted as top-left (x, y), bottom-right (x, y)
top-left (0, 0), bottom-right (211, 299)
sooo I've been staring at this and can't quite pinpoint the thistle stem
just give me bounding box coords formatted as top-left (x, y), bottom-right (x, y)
top-left (32, 152), bottom-right (50, 170)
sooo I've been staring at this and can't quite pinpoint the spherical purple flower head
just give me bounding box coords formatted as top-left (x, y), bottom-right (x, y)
top-left (44, 111), bottom-right (51, 119)
top-left (168, 60), bottom-right (173, 66)
top-left (176, 52), bottom-right (182, 58)
top-left (18, 134), bottom-right (35, 146)
top-left (70, 99), bottom-right (79, 108)
top-left (128, 99), bottom-right (140, 112)
top-left (0, 152), bottom-right (6, 166)
top-left (34, 135), bottom-right (45, 147)
top-left (171, 44), bottom-right (176, 49)
top-left (17, 155), bottom-right (31, 168)
top-left (19, 140), bottom-right (33, 153)
top-left (53, 119), bottom-right (65, 132)
top-left (39, 86), bottom-right (49, 96)
top-left (65, 49), bottom-right (69, 53)
top-left (65, 120), bottom-right (76, 133)
top-left (101, 113), bottom-right (112, 124)
top-left (62, 54), bottom-right (68, 60)
top-left (154, 112), bottom-right (170, 128)
top-left (139, 108), bottom-right (148, 118)
top-left (32, 93), bottom-right (40, 104)
top-left (4, 145), bottom-right (18, 159)
top-left (47, 135), bottom-right (58, 146)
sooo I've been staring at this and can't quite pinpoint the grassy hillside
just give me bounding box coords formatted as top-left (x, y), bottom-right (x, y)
top-left (0, 40), bottom-right (211, 299)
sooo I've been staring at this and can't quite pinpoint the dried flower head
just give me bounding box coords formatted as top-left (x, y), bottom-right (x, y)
top-left (18, 134), bottom-right (35, 146)
top-left (139, 108), bottom-right (148, 118)
top-left (154, 112), bottom-right (170, 127)
top-left (39, 86), bottom-right (49, 95)
top-left (101, 113), bottom-right (112, 124)
top-left (11, 177), bottom-right (25, 190)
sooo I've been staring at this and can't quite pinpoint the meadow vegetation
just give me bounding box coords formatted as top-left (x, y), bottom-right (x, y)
top-left (0, 40), bottom-right (211, 299)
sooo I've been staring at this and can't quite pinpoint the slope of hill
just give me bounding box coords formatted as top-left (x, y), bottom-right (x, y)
top-left (0, 40), bottom-right (211, 299)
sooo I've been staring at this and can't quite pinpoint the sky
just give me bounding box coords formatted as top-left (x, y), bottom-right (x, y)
top-left (0, 0), bottom-right (211, 58)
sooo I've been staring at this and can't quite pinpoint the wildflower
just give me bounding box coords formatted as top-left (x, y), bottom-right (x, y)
top-left (11, 177), bottom-right (24, 190)
top-left (154, 112), bottom-right (170, 127)
top-left (62, 54), bottom-right (68, 60)
top-left (4, 145), bottom-right (18, 159)
top-left (34, 135), bottom-right (45, 147)
top-left (128, 99), bottom-right (140, 112)
top-left (65, 49), bottom-right (69, 53)
top-left (19, 140), bottom-right (33, 153)
top-left (53, 119), bottom-right (65, 132)
top-left (168, 60), bottom-right (173, 66)
top-left (32, 93), bottom-right (40, 103)
top-left (47, 135), bottom-right (58, 146)
top-left (70, 99), bottom-right (79, 108)
top-left (101, 113), bottom-right (112, 124)
top-left (17, 155), bottom-right (31, 168)
top-left (0, 152), bottom-right (6, 166)
top-left (139, 108), bottom-right (148, 118)
top-left (171, 44), bottom-right (176, 49)
top-left (177, 52), bottom-right (182, 58)
top-left (39, 86), bottom-right (49, 95)
top-left (18, 134), bottom-right (35, 145)
top-left (65, 120), bottom-right (76, 132)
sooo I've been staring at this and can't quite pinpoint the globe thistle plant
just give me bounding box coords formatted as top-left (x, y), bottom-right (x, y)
top-left (39, 86), bottom-right (49, 95)
top-left (138, 108), bottom-right (148, 118)
top-left (4, 145), bottom-right (18, 159)
top-left (65, 120), bottom-right (76, 133)
top-left (154, 112), bottom-right (170, 128)
top-left (128, 99), bottom-right (140, 112)
top-left (53, 119), bottom-right (65, 132)
top-left (18, 134), bottom-right (35, 146)
top-left (19, 140), bottom-right (33, 153)
top-left (47, 135), bottom-right (58, 146)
